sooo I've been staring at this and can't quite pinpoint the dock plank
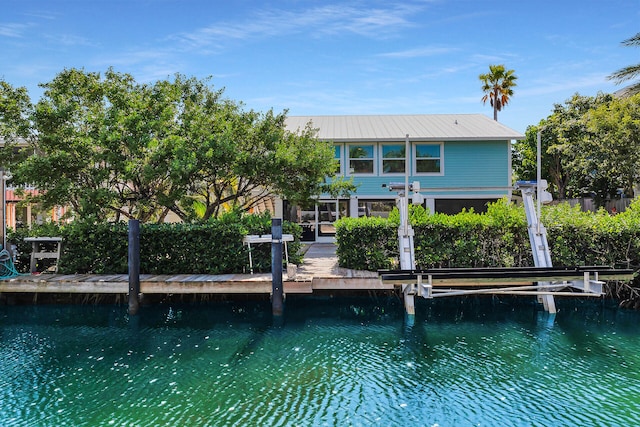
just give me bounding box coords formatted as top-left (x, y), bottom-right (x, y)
top-left (141, 280), bottom-right (272, 294)
top-left (283, 281), bottom-right (313, 294)
top-left (311, 277), bottom-right (390, 290)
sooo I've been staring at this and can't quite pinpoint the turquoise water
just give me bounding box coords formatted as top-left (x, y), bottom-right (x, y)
top-left (1, 297), bottom-right (640, 427)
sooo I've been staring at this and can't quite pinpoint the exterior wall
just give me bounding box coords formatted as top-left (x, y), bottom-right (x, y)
top-left (332, 139), bottom-right (510, 200)
top-left (4, 188), bottom-right (71, 231)
top-left (273, 137), bottom-right (514, 241)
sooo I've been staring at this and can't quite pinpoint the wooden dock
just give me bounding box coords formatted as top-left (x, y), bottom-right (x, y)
top-left (0, 244), bottom-right (387, 296)
top-left (0, 244), bottom-right (634, 298)
top-left (1, 268), bottom-right (632, 296)
top-left (0, 272), bottom-right (388, 295)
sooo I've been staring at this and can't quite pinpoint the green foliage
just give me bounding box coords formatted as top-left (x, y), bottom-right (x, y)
top-left (4, 68), bottom-right (339, 223)
top-left (412, 204), bottom-right (528, 268)
top-left (335, 216), bottom-right (397, 271)
top-left (0, 80), bottom-right (32, 141)
top-left (387, 203), bottom-right (431, 224)
top-left (336, 198), bottom-right (640, 271)
top-left (585, 93), bottom-right (640, 200)
top-left (7, 215), bottom-right (302, 274)
top-left (543, 201), bottom-right (640, 268)
top-left (513, 92), bottom-right (640, 205)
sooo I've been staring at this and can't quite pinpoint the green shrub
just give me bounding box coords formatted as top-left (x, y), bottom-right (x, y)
top-left (336, 198), bottom-right (640, 271)
top-left (335, 216), bottom-right (396, 271)
top-left (7, 213), bottom-right (302, 275)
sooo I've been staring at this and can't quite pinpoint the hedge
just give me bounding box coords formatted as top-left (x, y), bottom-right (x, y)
top-left (335, 199), bottom-right (640, 272)
top-left (8, 212), bottom-right (302, 275)
top-left (9, 199), bottom-right (640, 275)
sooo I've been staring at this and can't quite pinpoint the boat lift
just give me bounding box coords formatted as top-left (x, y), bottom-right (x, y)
top-left (379, 180), bottom-right (635, 316)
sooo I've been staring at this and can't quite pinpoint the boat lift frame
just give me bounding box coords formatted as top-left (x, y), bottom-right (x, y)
top-left (379, 179), bottom-right (635, 316)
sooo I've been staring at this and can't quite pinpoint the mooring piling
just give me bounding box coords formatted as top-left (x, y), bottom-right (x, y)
top-left (271, 218), bottom-right (284, 317)
top-left (128, 219), bottom-right (141, 315)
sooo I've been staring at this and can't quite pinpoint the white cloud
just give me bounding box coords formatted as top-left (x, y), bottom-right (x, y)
top-left (44, 33), bottom-right (96, 47)
top-left (169, 3), bottom-right (425, 51)
top-left (519, 73), bottom-right (610, 97)
top-left (378, 46), bottom-right (458, 58)
top-left (0, 22), bottom-right (32, 38)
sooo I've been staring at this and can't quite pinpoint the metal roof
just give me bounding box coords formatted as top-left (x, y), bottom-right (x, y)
top-left (285, 114), bottom-right (524, 142)
top-left (0, 137), bottom-right (29, 147)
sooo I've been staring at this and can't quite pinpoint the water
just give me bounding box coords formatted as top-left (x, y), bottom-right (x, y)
top-left (1, 297), bottom-right (640, 427)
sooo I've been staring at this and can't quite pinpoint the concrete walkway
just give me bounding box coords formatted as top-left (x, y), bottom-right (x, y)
top-left (295, 243), bottom-right (377, 279)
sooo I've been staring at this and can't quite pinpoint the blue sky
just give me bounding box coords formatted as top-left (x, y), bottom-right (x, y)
top-left (2, 0), bottom-right (639, 133)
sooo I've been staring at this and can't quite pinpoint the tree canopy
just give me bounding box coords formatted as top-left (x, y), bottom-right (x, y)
top-left (513, 92), bottom-right (640, 205)
top-left (0, 68), bottom-right (348, 223)
top-left (0, 80), bottom-right (32, 143)
top-left (479, 64), bottom-right (518, 121)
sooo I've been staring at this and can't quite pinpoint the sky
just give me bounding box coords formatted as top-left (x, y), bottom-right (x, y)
top-left (2, 0), bottom-right (639, 134)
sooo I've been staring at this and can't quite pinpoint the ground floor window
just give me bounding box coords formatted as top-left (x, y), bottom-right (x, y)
top-left (357, 200), bottom-right (396, 218)
top-left (435, 198), bottom-right (497, 214)
top-left (283, 199), bottom-right (349, 242)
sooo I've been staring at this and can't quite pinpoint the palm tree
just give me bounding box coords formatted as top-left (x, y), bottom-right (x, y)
top-left (479, 64), bottom-right (518, 121)
top-left (608, 32), bottom-right (640, 96)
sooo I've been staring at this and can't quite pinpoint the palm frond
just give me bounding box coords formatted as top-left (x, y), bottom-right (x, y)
top-left (621, 32), bottom-right (640, 46)
top-left (608, 64), bottom-right (640, 83)
top-left (608, 33), bottom-right (640, 90)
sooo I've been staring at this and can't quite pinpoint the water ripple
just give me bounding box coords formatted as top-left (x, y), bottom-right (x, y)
top-left (2, 302), bottom-right (640, 426)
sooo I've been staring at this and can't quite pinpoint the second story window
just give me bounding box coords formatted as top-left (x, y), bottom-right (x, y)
top-left (348, 144), bottom-right (375, 174)
top-left (334, 145), bottom-right (342, 175)
top-left (381, 144), bottom-right (405, 174)
top-left (415, 143), bottom-right (442, 174)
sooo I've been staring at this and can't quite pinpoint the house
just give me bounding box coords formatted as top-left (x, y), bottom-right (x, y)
top-left (0, 114), bottom-right (524, 244)
top-left (0, 138), bottom-right (71, 245)
top-left (279, 114), bottom-right (524, 242)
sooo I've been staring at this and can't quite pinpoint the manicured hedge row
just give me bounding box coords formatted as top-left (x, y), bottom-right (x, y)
top-left (336, 199), bottom-right (640, 272)
top-left (544, 202), bottom-right (640, 268)
top-left (335, 216), bottom-right (397, 271)
top-left (8, 213), bottom-right (302, 275)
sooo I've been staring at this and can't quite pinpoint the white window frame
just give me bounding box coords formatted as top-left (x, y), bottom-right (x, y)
top-left (380, 143), bottom-right (406, 175)
top-left (334, 144), bottom-right (343, 176)
top-left (414, 142), bottom-right (444, 176)
top-left (347, 143), bottom-right (376, 175)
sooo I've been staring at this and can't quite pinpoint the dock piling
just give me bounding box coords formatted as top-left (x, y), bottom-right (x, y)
top-left (128, 219), bottom-right (140, 315)
top-left (271, 218), bottom-right (284, 317)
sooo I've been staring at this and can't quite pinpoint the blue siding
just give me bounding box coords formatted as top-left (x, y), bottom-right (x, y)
top-left (327, 140), bottom-right (510, 197)
top-left (440, 140), bottom-right (508, 188)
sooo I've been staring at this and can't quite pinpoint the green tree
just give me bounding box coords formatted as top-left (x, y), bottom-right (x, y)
top-left (608, 32), bottom-right (640, 96)
top-left (513, 92), bottom-right (640, 205)
top-left (4, 68), bottom-right (345, 223)
top-left (168, 81), bottom-right (342, 220)
top-left (585, 93), bottom-right (640, 199)
top-left (479, 64), bottom-right (518, 121)
top-left (513, 120), bottom-right (573, 199)
top-left (14, 68), bottom-right (182, 222)
top-left (0, 80), bottom-right (33, 169)
top-left (0, 80), bottom-right (33, 151)
top-left (514, 93), bottom-right (614, 200)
